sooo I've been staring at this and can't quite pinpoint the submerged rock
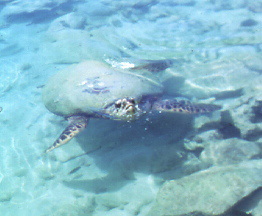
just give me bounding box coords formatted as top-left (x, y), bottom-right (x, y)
top-left (200, 138), bottom-right (261, 166)
top-left (179, 55), bottom-right (259, 98)
top-left (228, 88), bottom-right (262, 142)
top-left (248, 1), bottom-right (262, 13)
top-left (147, 160), bottom-right (262, 216)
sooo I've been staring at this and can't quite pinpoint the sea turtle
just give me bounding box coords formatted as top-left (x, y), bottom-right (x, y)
top-left (43, 60), bottom-right (220, 153)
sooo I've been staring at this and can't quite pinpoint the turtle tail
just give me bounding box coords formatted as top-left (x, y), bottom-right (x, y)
top-left (45, 116), bottom-right (89, 153)
top-left (152, 99), bottom-right (221, 114)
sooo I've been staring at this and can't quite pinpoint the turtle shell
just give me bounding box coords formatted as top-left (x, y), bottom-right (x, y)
top-left (43, 60), bottom-right (163, 117)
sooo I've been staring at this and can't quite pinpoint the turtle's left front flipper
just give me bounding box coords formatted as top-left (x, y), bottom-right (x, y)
top-left (45, 116), bottom-right (89, 153)
top-left (152, 99), bottom-right (221, 114)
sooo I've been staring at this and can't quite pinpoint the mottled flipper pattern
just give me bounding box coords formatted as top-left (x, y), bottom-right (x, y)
top-left (45, 116), bottom-right (89, 153)
top-left (152, 99), bottom-right (221, 114)
top-left (130, 59), bottom-right (174, 73)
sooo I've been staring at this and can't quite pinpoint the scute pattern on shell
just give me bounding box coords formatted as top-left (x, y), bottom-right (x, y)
top-left (42, 60), bottom-right (163, 117)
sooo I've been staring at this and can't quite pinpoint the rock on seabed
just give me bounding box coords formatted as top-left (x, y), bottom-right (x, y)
top-left (147, 160), bottom-right (262, 216)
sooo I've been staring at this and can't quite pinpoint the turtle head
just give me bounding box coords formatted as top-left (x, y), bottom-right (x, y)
top-left (104, 98), bottom-right (141, 121)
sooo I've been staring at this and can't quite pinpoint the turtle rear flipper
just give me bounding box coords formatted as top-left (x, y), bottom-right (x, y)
top-left (152, 99), bottom-right (221, 114)
top-left (45, 116), bottom-right (89, 153)
top-left (130, 59), bottom-right (174, 73)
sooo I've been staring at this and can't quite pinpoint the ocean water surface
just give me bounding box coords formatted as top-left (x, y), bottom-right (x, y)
top-left (0, 0), bottom-right (261, 216)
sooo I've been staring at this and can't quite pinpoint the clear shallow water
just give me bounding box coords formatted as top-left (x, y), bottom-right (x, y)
top-left (0, 0), bottom-right (261, 216)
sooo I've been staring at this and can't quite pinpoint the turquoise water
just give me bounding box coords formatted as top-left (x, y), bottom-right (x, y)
top-left (0, 0), bottom-right (261, 215)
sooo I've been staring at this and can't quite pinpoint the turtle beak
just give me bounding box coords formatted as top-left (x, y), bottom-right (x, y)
top-left (104, 98), bottom-right (139, 121)
top-left (126, 103), bottom-right (136, 114)
top-left (125, 98), bottom-right (137, 114)
top-left (123, 99), bottom-right (139, 121)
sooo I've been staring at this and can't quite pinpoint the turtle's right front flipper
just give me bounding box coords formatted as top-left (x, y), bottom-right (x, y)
top-left (45, 116), bottom-right (89, 153)
top-left (152, 99), bottom-right (221, 114)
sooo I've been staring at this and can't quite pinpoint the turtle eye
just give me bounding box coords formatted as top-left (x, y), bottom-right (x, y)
top-left (115, 102), bottom-right (121, 108)
top-left (129, 98), bottom-right (135, 104)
